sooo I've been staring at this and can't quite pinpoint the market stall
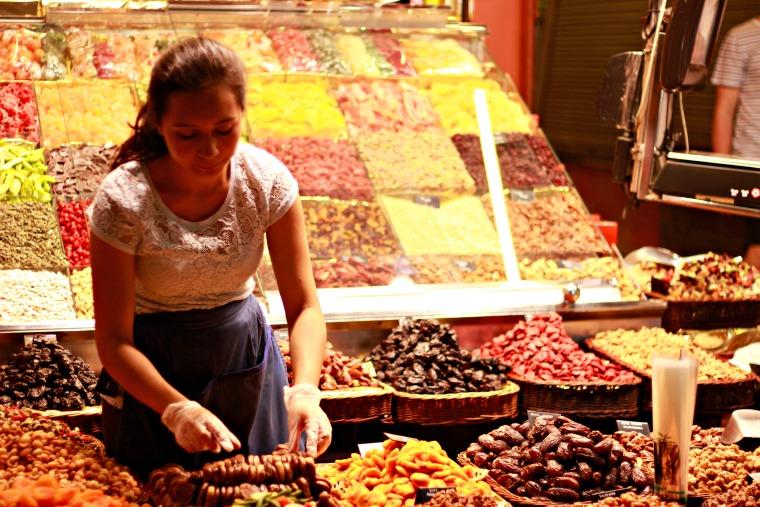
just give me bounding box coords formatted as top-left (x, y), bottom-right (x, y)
top-left (0, 1), bottom-right (757, 506)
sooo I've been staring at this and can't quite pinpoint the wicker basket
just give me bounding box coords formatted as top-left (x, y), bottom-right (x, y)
top-left (391, 382), bottom-right (520, 426)
top-left (660, 298), bottom-right (760, 332)
top-left (586, 339), bottom-right (758, 414)
top-left (457, 452), bottom-right (581, 506)
top-left (320, 385), bottom-right (393, 424)
top-left (32, 405), bottom-right (103, 439)
top-left (509, 375), bottom-right (641, 419)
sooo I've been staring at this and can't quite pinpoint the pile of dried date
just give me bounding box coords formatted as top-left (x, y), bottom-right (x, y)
top-left (0, 338), bottom-right (98, 410)
top-left (146, 449), bottom-right (336, 507)
top-left (465, 415), bottom-right (651, 503)
top-left (279, 340), bottom-right (378, 390)
top-left (369, 318), bottom-right (510, 394)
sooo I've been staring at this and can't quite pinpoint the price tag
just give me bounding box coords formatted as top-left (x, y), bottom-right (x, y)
top-left (23, 334), bottom-right (57, 346)
top-left (748, 472), bottom-right (760, 484)
top-left (616, 420), bottom-right (651, 436)
top-left (453, 260), bottom-right (477, 272)
top-left (589, 487), bottom-right (634, 500)
top-left (384, 432), bottom-right (417, 443)
top-left (358, 442), bottom-right (385, 458)
top-left (413, 195), bottom-right (441, 208)
top-left (361, 361), bottom-right (377, 378)
top-left (557, 259), bottom-right (583, 269)
top-left (414, 487), bottom-right (454, 504)
top-left (493, 133), bottom-right (508, 145)
top-left (528, 410), bottom-right (560, 426)
top-left (509, 189), bottom-right (536, 202)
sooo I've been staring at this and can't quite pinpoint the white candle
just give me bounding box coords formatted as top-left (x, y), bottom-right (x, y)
top-left (652, 353), bottom-right (698, 503)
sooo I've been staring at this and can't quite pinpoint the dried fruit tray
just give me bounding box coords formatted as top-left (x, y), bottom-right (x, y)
top-left (457, 452), bottom-right (580, 506)
top-left (390, 381), bottom-right (520, 426)
top-left (508, 375), bottom-right (641, 419)
top-left (320, 385), bottom-right (393, 424)
top-left (585, 339), bottom-right (758, 414)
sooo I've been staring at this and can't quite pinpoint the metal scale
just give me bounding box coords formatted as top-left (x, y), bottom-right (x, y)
top-left (599, 0), bottom-right (760, 218)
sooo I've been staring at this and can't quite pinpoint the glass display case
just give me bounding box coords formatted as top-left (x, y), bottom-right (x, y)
top-left (0, 2), bottom-right (659, 335)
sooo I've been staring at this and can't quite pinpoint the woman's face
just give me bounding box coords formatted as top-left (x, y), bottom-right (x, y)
top-left (159, 83), bottom-right (243, 180)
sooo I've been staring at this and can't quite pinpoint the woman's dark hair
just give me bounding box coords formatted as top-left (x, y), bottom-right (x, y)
top-left (111, 36), bottom-right (246, 170)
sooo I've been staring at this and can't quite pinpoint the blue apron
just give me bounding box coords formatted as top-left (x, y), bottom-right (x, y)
top-left (100, 295), bottom-right (289, 478)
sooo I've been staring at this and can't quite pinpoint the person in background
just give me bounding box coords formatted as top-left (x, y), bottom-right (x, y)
top-left (87, 37), bottom-right (331, 477)
top-left (711, 15), bottom-right (760, 267)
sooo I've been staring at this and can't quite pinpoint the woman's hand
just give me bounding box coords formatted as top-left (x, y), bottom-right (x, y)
top-left (161, 400), bottom-right (241, 453)
top-left (284, 384), bottom-right (332, 456)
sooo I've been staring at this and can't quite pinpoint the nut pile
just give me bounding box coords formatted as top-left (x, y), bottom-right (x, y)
top-left (612, 431), bottom-right (653, 466)
top-left (333, 81), bottom-right (439, 135)
top-left (356, 131), bottom-right (475, 194)
top-left (256, 137), bottom-right (373, 200)
top-left (0, 405), bottom-right (143, 500)
top-left (688, 443), bottom-right (760, 495)
top-left (519, 257), bottom-right (643, 301)
top-left (381, 196), bottom-right (500, 256)
top-left (690, 425), bottom-right (724, 448)
top-left (663, 252), bottom-right (760, 300)
top-left (369, 318), bottom-right (510, 394)
top-left (312, 257), bottom-right (397, 288)
top-left (302, 199), bottom-right (399, 259)
top-left (478, 313), bottom-right (637, 383)
top-left (0, 270), bottom-right (75, 323)
top-left (452, 133), bottom-right (568, 192)
top-left (410, 255), bottom-right (506, 284)
top-left (421, 490), bottom-right (500, 507)
top-left (46, 144), bottom-right (117, 200)
top-left (486, 192), bottom-right (609, 258)
top-left (70, 267), bottom-right (94, 319)
top-left (465, 415), bottom-right (651, 502)
top-left (581, 493), bottom-right (681, 506)
top-left (322, 439), bottom-right (493, 507)
top-left (146, 450), bottom-right (335, 507)
top-left (589, 328), bottom-right (750, 382)
top-left (279, 340), bottom-right (379, 391)
top-left (0, 338), bottom-right (97, 410)
top-left (703, 482), bottom-right (760, 507)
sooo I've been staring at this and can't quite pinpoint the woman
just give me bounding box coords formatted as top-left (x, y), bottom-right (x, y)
top-left (87, 37), bottom-right (331, 477)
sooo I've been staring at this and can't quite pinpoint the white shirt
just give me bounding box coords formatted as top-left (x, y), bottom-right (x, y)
top-left (86, 142), bottom-right (298, 314)
top-left (711, 18), bottom-right (760, 159)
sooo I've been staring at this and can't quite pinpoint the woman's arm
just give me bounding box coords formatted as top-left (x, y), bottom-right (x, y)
top-left (265, 199), bottom-right (325, 385)
top-left (90, 233), bottom-right (186, 413)
top-left (712, 86), bottom-right (740, 154)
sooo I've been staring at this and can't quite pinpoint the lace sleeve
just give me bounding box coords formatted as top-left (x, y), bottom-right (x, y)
top-left (86, 170), bottom-right (143, 254)
top-left (244, 145), bottom-right (299, 227)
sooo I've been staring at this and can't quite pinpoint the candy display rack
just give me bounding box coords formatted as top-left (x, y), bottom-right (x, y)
top-left (0, 2), bottom-right (666, 342)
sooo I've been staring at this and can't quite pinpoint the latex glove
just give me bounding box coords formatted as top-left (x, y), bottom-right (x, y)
top-left (161, 400), bottom-right (241, 454)
top-left (284, 384), bottom-right (332, 456)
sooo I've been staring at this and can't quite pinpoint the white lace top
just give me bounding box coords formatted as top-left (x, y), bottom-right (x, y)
top-left (86, 142), bottom-right (298, 314)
